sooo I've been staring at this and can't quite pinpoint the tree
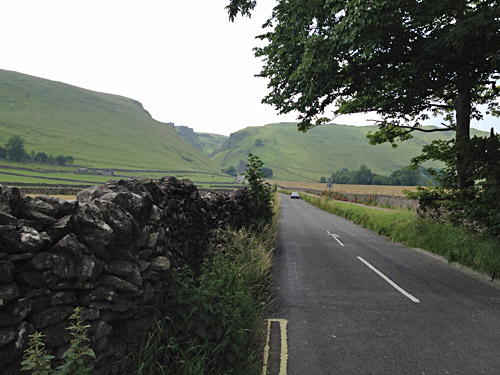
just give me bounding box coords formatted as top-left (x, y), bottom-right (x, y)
top-left (351, 165), bottom-right (373, 185)
top-left (228, 0), bottom-right (500, 191)
top-left (243, 153), bottom-right (273, 222)
top-left (389, 167), bottom-right (422, 186)
top-left (331, 168), bottom-right (353, 184)
top-left (260, 166), bottom-right (273, 178)
top-left (0, 146), bottom-right (6, 159)
top-left (222, 165), bottom-right (237, 176)
top-left (372, 174), bottom-right (389, 186)
top-left (56, 155), bottom-right (67, 165)
top-left (5, 135), bottom-right (28, 161)
top-left (34, 152), bottom-right (49, 162)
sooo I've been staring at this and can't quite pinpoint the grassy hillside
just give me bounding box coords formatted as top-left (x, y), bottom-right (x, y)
top-left (211, 122), bottom-right (487, 181)
top-left (0, 69), bottom-right (220, 172)
top-left (174, 125), bottom-right (227, 156)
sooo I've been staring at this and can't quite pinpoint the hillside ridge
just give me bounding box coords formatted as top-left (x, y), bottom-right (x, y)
top-left (0, 69), bottom-right (219, 172)
top-left (209, 122), bottom-right (488, 181)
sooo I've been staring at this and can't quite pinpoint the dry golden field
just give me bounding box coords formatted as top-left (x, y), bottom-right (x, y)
top-left (27, 194), bottom-right (77, 201)
top-left (268, 180), bottom-right (418, 196)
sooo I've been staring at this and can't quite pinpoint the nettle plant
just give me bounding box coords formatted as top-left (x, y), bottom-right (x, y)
top-left (21, 307), bottom-right (95, 375)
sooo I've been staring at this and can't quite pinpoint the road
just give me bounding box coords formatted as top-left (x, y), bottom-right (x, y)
top-left (264, 194), bottom-right (500, 375)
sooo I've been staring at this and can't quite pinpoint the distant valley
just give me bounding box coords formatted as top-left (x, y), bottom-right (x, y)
top-left (0, 69), bottom-right (488, 187)
top-left (185, 123), bottom-right (486, 182)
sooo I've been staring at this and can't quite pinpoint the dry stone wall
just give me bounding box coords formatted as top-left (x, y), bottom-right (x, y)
top-left (0, 177), bottom-right (254, 375)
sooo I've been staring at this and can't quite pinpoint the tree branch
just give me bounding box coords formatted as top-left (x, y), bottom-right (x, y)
top-left (370, 120), bottom-right (455, 132)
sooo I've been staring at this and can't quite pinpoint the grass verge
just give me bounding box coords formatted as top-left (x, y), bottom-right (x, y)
top-left (136, 194), bottom-right (280, 375)
top-left (301, 194), bottom-right (500, 279)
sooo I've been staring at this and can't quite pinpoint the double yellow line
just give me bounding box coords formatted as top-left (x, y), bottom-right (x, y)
top-left (262, 319), bottom-right (289, 375)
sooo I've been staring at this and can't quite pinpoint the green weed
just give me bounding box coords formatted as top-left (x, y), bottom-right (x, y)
top-left (21, 307), bottom-right (95, 375)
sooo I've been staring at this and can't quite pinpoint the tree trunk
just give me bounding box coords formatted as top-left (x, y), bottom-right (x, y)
top-left (454, 86), bottom-right (472, 190)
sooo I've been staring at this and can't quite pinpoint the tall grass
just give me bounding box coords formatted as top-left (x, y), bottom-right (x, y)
top-left (136, 195), bottom-right (279, 375)
top-left (302, 194), bottom-right (500, 279)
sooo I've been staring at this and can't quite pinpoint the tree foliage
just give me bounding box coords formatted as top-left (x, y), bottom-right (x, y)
top-left (1, 135), bottom-right (74, 165)
top-left (243, 153), bottom-right (273, 222)
top-left (226, 0), bottom-right (256, 21)
top-left (330, 165), bottom-right (429, 186)
top-left (250, 0), bottom-right (499, 129)
top-left (5, 135), bottom-right (28, 161)
top-left (409, 134), bottom-right (500, 237)
top-left (228, 0), bottom-right (500, 188)
top-left (260, 166), bottom-right (273, 178)
top-left (222, 165), bottom-right (238, 176)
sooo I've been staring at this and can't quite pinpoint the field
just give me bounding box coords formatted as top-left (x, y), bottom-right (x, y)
top-left (268, 179), bottom-right (418, 196)
top-left (0, 158), bottom-right (240, 192)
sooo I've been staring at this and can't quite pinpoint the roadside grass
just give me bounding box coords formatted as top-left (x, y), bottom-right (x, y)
top-left (301, 194), bottom-right (500, 279)
top-left (136, 194), bottom-right (280, 375)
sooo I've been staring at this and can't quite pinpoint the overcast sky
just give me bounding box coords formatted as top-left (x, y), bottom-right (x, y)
top-left (1, 0), bottom-right (498, 136)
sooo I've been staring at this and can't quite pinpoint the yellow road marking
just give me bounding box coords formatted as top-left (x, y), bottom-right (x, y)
top-left (262, 318), bottom-right (288, 375)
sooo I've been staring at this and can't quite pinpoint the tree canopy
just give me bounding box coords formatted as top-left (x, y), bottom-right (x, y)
top-left (228, 0), bottom-right (500, 188)
top-left (5, 135), bottom-right (28, 161)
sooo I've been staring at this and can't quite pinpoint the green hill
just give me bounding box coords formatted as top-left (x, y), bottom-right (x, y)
top-left (174, 125), bottom-right (228, 156)
top-left (210, 122), bottom-right (487, 181)
top-left (0, 69), bottom-right (220, 172)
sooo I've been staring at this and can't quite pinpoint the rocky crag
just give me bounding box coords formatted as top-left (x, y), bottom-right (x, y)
top-left (0, 177), bottom-right (254, 375)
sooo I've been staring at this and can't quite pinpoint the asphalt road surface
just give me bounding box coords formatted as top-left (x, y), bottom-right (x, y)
top-left (265, 194), bottom-right (500, 375)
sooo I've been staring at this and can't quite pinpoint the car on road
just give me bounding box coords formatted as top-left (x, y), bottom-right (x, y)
top-left (290, 192), bottom-right (300, 199)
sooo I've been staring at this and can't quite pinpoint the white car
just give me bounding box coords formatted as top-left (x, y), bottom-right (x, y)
top-left (290, 192), bottom-right (300, 199)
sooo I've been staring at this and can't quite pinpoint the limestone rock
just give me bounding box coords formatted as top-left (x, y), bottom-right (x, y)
top-left (0, 284), bottom-right (19, 307)
top-left (0, 211), bottom-right (16, 226)
top-left (27, 305), bottom-right (74, 329)
top-left (150, 256), bottom-right (171, 272)
top-left (0, 261), bottom-right (14, 283)
top-left (0, 328), bottom-right (17, 348)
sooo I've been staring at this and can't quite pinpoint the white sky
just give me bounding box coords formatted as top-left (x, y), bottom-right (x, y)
top-left (1, 0), bottom-right (498, 136)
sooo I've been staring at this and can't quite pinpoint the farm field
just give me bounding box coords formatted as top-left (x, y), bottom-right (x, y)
top-left (0, 159), bottom-right (240, 191)
top-left (269, 179), bottom-right (418, 196)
